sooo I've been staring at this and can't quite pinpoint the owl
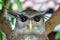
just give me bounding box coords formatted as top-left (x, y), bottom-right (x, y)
top-left (8, 8), bottom-right (49, 40)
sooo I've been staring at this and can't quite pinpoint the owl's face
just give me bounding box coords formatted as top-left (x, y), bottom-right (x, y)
top-left (8, 8), bottom-right (46, 35)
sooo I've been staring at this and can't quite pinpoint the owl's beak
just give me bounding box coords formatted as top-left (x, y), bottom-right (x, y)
top-left (29, 21), bottom-right (33, 32)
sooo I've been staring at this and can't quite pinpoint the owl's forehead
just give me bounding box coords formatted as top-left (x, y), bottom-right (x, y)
top-left (23, 11), bottom-right (39, 16)
top-left (20, 9), bottom-right (40, 17)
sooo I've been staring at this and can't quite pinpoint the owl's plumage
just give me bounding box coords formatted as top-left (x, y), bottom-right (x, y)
top-left (8, 8), bottom-right (49, 40)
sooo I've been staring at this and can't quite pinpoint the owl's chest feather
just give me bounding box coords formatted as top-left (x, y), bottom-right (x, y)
top-left (8, 32), bottom-right (49, 40)
top-left (8, 26), bottom-right (49, 40)
top-left (8, 24), bottom-right (49, 40)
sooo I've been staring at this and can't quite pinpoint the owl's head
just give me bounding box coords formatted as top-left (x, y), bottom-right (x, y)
top-left (8, 8), bottom-right (49, 34)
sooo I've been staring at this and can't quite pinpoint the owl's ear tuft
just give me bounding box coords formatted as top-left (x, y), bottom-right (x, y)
top-left (8, 11), bottom-right (19, 17)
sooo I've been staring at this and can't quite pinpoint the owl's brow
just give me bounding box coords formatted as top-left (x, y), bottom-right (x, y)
top-left (22, 8), bottom-right (38, 12)
top-left (34, 15), bottom-right (43, 17)
top-left (33, 15), bottom-right (43, 18)
top-left (19, 14), bottom-right (28, 17)
top-left (19, 14), bottom-right (43, 19)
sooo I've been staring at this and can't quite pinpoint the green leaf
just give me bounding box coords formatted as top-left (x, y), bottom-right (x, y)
top-left (5, 14), bottom-right (14, 25)
top-left (0, 0), bottom-right (4, 6)
top-left (0, 3), bottom-right (3, 10)
top-left (0, 30), bottom-right (3, 40)
top-left (11, 17), bottom-right (14, 24)
top-left (8, 3), bottom-right (12, 11)
top-left (0, 0), bottom-right (4, 10)
top-left (55, 32), bottom-right (60, 40)
top-left (14, 0), bottom-right (23, 12)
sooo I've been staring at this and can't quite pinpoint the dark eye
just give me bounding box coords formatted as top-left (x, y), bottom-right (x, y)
top-left (20, 15), bottom-right (27, 22)
top-left (33, 15), bottom-right (41, 22)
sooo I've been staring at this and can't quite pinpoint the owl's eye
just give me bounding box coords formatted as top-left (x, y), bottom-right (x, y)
top-left (33, 15), bottom-right (41, 22)
top-left (20, 15), bottom-right (28, 22)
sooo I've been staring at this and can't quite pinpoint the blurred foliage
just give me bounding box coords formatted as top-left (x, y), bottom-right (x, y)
top-left (0, 0), bottom-right (23, 24)
top-left (55, 32), bottom-right (60, 40)
top-left (8, 3), bottom-right (12, 11)
top-left (14, 0), bottom-right (23, 12)
top-left (6, 0), bottom-right (23, 24)
top-left (5, 14), bottom-right (14, 24)
top-left (0, 0), bottom-right (22, 39)
top-left (11, 17), bottom-right (14, 24)
top-left (0, 0), bottom-right (4, 10)
top-left (0, 3), bottom-right (2, 10)
top-left (0, 30), bottom-right (3, 40)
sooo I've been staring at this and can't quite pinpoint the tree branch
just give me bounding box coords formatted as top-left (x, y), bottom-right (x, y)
top-left (46, 8), bottom-right (60, 35)
top-left (0, 0), bottom-right (12, 37)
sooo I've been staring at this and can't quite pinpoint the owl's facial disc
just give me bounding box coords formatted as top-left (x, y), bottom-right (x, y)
top-left (19, 8), bottom-right (44, 32)
top-left (19, 14), bottom-right (43, 32)
top-left (8, 8), bottom-right (45, 33)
